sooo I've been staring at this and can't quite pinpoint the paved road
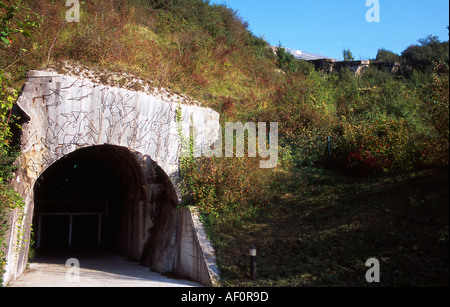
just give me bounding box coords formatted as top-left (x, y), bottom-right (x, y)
top-left (9, 252), bottom-right (202, 287)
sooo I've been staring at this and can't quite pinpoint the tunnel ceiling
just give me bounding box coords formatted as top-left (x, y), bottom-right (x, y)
top-left (34, 145), bottom-right (144, 203)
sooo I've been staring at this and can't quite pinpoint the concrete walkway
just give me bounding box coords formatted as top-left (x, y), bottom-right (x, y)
top-left (9, 252), bottom-right (202, 287)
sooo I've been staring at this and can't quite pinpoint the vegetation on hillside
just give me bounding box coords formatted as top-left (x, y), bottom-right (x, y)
top-left (1, 0), bottom-right (41, 284)
top-left (0, 0), bottom-right (448, 286)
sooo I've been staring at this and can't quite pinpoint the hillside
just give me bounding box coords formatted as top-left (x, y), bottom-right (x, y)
top-left (1, 0), bottom-right (449, 286)
top-left (2, 0), bottom-right (281, 117)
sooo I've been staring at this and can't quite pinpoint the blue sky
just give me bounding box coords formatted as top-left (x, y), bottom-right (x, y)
top-left (209, 0), bottom-right (449, 60)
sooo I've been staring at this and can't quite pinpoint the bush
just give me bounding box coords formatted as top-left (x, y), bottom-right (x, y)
top-left (280, 133), bottom-right (336, 169)
top-left (338, 116), bottom-right (419, 174)
top-left (180, 155), bottom-right (274, 222)
top-left (276, 45), bottom-right (299, 73)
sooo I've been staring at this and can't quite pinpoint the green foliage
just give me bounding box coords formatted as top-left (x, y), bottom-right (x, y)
top-left (280, 134), bottom-right (335, 169)
top-left (375, 48), bottom-right (402, 63)
top-left (338, 116), bottom-right (419, 174)
top-left (148, 0), bottom-right (172, 10)
top-left (418, 61), bottom-right (449, 166)
top-left (268, 53), bottom-right (449, 175)
top-left (0, 0), bottom-right (41, 47)
top-left (180, 154), bottom-right (274, 224)
top-left (177, 113), bottom-right (273, 224)
top-left (0, 0), bottom-right (40, 285)
top-left (0, 69), bottom-right (23, 283)
top-left (151, 0), bottom-right (250, 46)
top-left (276, 45), bottom-right (298, 73)
top-left (342, 48), bottom-right (355, 61)
top-left (297, 60), bottom-right (315, 76)
top-left (402, 34), bottom-right (449, 72)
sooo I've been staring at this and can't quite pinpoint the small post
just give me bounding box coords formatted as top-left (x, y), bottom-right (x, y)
top-left (249, 246), bottom-right (257, 280)
top-left (327, 136), bottom-right (332, 168)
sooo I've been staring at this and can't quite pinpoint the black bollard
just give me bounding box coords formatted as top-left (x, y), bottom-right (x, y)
top-left (327, 136), bottom-right (331, 168)
top-left (249, 246), bottom-right (257, 280)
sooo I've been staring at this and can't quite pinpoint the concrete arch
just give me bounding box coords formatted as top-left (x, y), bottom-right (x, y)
top-left (32, 144), bottom-right (180, 272)
top-left (3, 70), bottom-right (220, 286)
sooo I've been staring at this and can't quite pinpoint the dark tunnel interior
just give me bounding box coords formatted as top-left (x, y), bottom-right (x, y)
top-left (33, 145), bottom-right (143, 253)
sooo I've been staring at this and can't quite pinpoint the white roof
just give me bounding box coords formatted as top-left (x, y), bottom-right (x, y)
top-left (285, 48), bottom-right (333, 61)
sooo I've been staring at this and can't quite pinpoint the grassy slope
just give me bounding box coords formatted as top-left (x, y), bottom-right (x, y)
top-left (208, 167), bottom-right (449, 286)
top-left (1, 0), bottom-right (280, 117)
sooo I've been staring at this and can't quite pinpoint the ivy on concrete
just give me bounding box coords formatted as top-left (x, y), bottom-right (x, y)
top-left (1, 0), bottom-right (41, 285)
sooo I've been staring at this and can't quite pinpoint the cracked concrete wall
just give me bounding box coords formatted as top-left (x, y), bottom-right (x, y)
top-left (3, 70), bottom-right (220, 286)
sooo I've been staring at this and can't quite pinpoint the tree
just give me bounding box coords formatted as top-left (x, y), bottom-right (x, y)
top-left (276, 44), bottom-right (299, 73)
top-left (375, 48), bottom-right (402, 62)
top-left (402, 34), bottom-right (449, 71)
top-left (342, 48), bottom-right (355, 61)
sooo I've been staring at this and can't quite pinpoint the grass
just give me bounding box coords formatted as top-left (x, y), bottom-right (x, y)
top-left (203, 166), bottom-right (449, 287)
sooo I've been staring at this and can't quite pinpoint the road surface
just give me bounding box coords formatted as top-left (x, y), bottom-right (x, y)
top-left (9, 251), bottom-right (202, 287)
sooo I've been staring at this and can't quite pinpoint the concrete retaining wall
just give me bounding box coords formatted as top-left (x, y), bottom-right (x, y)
top-left (176, 207), bottom-right (220, 286)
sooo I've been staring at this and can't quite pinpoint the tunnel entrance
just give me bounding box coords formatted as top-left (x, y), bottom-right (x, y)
top-left (33, 145), bottom-right (146, 253)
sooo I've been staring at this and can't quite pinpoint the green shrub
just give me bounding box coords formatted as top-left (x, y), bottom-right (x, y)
top-left (276, 45), bottom-right (299, 73)
top-left (280, 133), bottom-right (335, 169)
top-left (339, 116), bottom-right (419, 174)
top-left (180, 154), bottom-right (274, 222)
